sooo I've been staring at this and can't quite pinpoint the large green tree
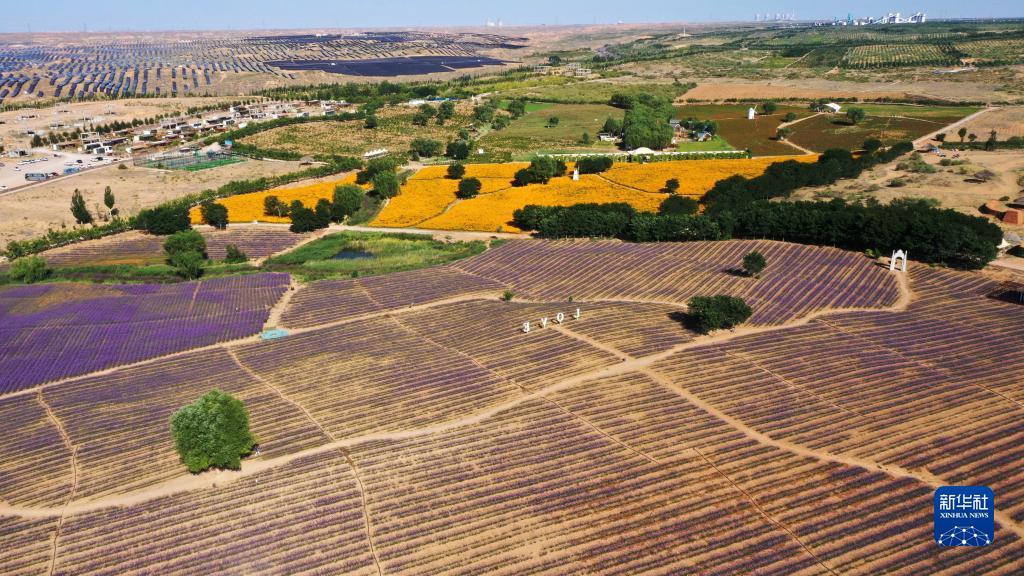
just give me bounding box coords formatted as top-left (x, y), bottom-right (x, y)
top-left (331, 184), bottom-right (364, 222)
top-left (621, 103), bottom-right (674, 150)
top-left (70, 189), bottom-right (93, 225)
top-left (687, 295), bottom-right (753, 333)
top-left (170, 390), bottom-right (256, 473)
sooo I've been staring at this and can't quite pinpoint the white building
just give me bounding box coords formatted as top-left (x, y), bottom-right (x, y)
top-left (823, 103), bottom-right (842, 114)
top-left (747, 108), bottom-right (757, 120)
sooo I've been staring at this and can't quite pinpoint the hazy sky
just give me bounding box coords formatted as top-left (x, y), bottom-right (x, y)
top-left (1, 0), bottom-right (1021, 33)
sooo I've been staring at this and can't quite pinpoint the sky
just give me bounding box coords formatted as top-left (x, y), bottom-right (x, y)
top-left (0, 0), bottom-right (1021, 33)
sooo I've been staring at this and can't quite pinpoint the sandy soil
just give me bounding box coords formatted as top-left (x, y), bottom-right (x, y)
top-left (0, 159), bottom-right (306, 249)
top-left (955, 107), bottom-right (1024, 139)
top-left (792, 149), bottom-right (1024, 231)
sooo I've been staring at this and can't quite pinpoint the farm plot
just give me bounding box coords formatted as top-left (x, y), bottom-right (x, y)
top-left (352, 395), bottom-right (822, 575)
top-left (52, 451), bottom-right (378, 576)
top-left (233, 316), bottom-right (523, 440)
top-left (673, 104), bottom-right (814, 156)
top-left (841, 44), bottom-right (959, 68)
top-left (189, 174), bottom-right (359, 224)
top-left (0, 394), bottom-right (74, 508)
top-left (547, 372), bottom-right (1024, 573)
top-left (0, 516), bottom-right (57, 576)
top-left (29, 227), bottom-right (312, 267)
top-left (40, 348), bottom-right (328, 501)
top-left (0, 274), bottom-right (289, 393)
top-left (476, 102), bottom-right (624, 160)
top-left (280, 265), bottom-right (506, 329)
top-left (452, 239), bottom-right (900, 324)
top-left (786, 105), bottom-right (976, 153)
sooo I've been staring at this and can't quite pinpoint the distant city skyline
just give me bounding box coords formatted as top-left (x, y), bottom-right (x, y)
top-left (1, 0), bottom-right (1022, 33)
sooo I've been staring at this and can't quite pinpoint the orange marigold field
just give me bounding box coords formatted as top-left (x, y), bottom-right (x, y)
top-left (189, 175), bottom-right (359, 224)
top-left (600, 156), bottom-right (816, 196)
top-left (373, 157), bottom-right (814, 232)
top-left (416, 176), bottom-right (667, 232)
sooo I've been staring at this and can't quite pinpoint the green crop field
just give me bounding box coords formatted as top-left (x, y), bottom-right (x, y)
top-left (674, 104), bottom-right (814, 156)
top-left (477, 102), bottom-right (624, 161)
top-left (785, 105), bottom-right (978, 152)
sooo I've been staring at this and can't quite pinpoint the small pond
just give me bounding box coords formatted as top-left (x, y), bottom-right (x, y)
top-left (333, 249), bottom-right (375, 260)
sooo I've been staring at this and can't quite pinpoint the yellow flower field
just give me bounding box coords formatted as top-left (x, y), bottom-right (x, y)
top-left (189, 175), bottom-right (359, 224)
top-left (372, 157), bottom-right (815, 232)
top-left (416, 176), bottom-right (667, 232)
top-left (600, 156), bottom-right (816, 196)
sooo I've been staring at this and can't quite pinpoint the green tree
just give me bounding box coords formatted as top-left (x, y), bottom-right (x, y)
top-left (457, 178), bottom-right (482, 199)
top-left (473, 104), bottom-right (496, 123)
top-left (371, 171), bottom-right (400, 199)
top-left (136, 204), bottom-right (190, 235)
top-left (70, 189), bottom-right (93, 225)
top-left (784, 112), bottom-right (797, 122)
top-left (664, 178), bottom-right (680, 193)
top-left (687, 295), bottom-right (753, 333)
top-left (169, 250), bottom-right (205, 279)
top-left (968, 133), bottom-right (978, 143)
top-left (364, 114), bottom-right (378, 129)
top-left (164, 229), bottom-right (207, 260)
top-left (622, 103), bottom-right (674, 150)
top-left (658, 195), bottom-right (698, 216)
top-left (224, 244), bottom-right (248, 263)
top-left (31, 134), bottom-right (44, 147)
top-left (356, 156), bottom-right (398, 184)
top-left (410, 138), bottom-right (442, 157)
top-left (846, 107), bottom-right (866, 125)
top-left (447, 162), bottom-right (466, 179)
top-left (9, 255), bottom-right (50, 284)
top-left (580, 132), bottom-right (592, 145)
top-left (263, 195), bottom-right (290, 217)
top-left (507, 99), bottom-right (527, 118)
top-left (438, 100), bottom-right (456, 120)
top-left (331, 184), bottom-right (364, 222)
top-left (602, 116), bottom-right (622, 135)
top-left (776, 127), bottom-right (792, 141)
top-left (491, 115), bottom-right (510, 130)
top-left (762, 101), bottom-right (778, 115)
top-left (289, 201), bottom-right (320, 233)
top-left (103, 186), bottom-right (115, 212)
top-left (200, 202), bottom-right (229, 229)
top-left (314, 198), bottom-right (333, 227)
top-left (958, 127), bottom-right (968, 142)
top-left (742, 251), bottom-right (767, 277)
top-left (576, 156), bottom-right (614, 174)
top-left (936, 132), bottom-right (947, 143)
top-left (446, 140), bottom-right (471, 160)
top-left (170, 390), bottom-right (256, 473)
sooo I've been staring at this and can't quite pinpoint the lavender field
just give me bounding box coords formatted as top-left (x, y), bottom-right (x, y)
top-left (0, 273), bottom-right (288, 393)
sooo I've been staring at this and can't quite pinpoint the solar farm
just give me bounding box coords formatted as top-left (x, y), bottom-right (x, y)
top-left (0, 30), bottom-right (522, 105)
top-left (1, 238), bottom-right (1022, 574)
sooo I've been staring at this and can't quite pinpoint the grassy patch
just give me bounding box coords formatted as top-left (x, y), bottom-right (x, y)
top-left (263, 231), bottom-right (487, 281)
top-left (478, 102), bottom-right (624, 161)
top-left (501, 80), bottom-right (691, 105)
top-left (676, 134), bottom-right (735, 151)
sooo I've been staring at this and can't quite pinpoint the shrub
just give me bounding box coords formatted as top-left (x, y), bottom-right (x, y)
top-left (9, 256), bottom-right (50, 284)
top-left (331, 184), bottom-right (363, 222)
top-left (457, 178), bottom-right (482, 199)
top-left (512, 157), bottom-right (567, 186)
top-left (200, 202), bottom-right (229, 229)
top-left (576, 156), bottom-right (614, 174)
top-left (163, 229), bottom-right (207, 260)
top-left (447, 162), bottom-right (466, 179)
top-left (170, 390), bottom-right (256, 473)
top-left (224, 244), bottom-right (248, 263)
top-left (501, 289), bottom-right (515, 302)
top-left (687, 295), bottom-right (753, 333)
top-left (169, 250), bottom-right (205, 279)
top-left (70, 189), bottom-right (93, 225)
top-left (136, 204), bottom-right (191, 235)
top-left (742, 251), bottom-right (767, 277)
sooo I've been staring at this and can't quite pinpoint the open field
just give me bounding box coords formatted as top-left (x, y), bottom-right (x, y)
top-left (373, 157), bottom-right (814, 231)
top-left (674, 103), bottom-right (814, 156)
top-left (791, 149), bottom-right (1024, 228)
top-left (477, 102), bottom-right (623, 161)
top-left (189, 173), bottom-right (359, 225)
top-left (784, 104), bottom-right (978, 152)
top-left (242, 103), bottom-right (476, 157)
top-left (0, 159), bottom-right (308, 250)
top-left (956, 107), bottom-right (1024, 139)
top-left (1, 238), bottom-right (1023, 573)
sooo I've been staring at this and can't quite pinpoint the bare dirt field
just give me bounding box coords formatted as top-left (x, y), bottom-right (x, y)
top-left (678, 77), bottom-right (1016, 103)
top-left (792, 149), bottom-right (1024, 230)
top-left (955, 107), bottom-right (1024, 139)
top-left (0, 159), bottom-right (306, 249)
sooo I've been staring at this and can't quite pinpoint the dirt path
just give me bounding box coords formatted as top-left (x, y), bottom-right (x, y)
top-left (35, 390), bottom-right (79, 576)
top-left (263, 276), bottom-right (303, 330)
top-left (913, 107), bottom-right (998, 149)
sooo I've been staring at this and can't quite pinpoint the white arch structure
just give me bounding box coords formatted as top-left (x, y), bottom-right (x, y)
top-left (890, 249), bottom-right (908, 272)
